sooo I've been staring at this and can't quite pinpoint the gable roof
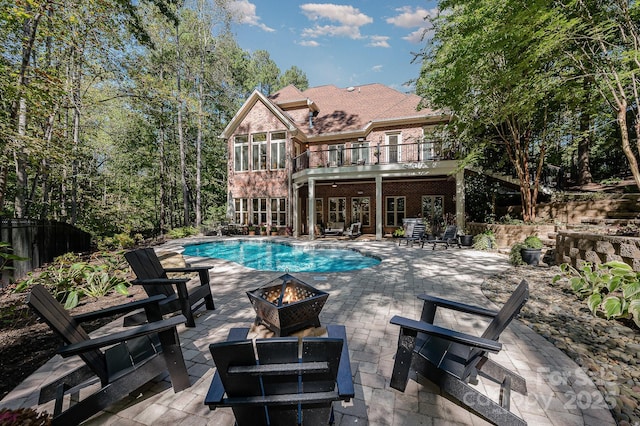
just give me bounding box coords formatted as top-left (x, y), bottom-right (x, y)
top-left (221, 83), bottom-right (446, 141)
top-left (220, 90), bottom-right (298, 140)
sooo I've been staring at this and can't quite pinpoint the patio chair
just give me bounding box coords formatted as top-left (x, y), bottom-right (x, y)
top-left (397, 222), bottom-right (426, 246)
top-left (389, 280), bottom-right (529, 426)
top-left (27, 284), bottom-right (190, 426)
top-left (124, 247), bottom-right (215, 327)
top-left (324, 222), bottom-right (345, 236)
top-left (344, 222), bottom-right (362, 239)
top-left (421, 224), bottom-right (461, 249)
top-left (204, 324), bottom-right (355, 425)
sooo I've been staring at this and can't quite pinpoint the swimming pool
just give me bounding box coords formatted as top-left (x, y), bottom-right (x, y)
top-left (182, 240), bottom-right (380, 272)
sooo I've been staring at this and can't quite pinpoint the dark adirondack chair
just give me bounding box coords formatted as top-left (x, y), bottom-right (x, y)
top-left (124, 247), bottom-right (215, 327)
top-left (204, 324), bottom-right (355, 425)
top-left (421, 224), bottom-right (461, 249)
top-left (390, 280), bottom-right (529, 426)
top-left (27, 284), bottom-right (190, 426)
top-left (398, 222), bottom-right (426, 246)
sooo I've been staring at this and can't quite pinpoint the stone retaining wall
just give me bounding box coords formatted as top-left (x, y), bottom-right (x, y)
top-left (467, 222), bottom-right (556, 248)
top-left (556, 231), bottom-right (640, 271)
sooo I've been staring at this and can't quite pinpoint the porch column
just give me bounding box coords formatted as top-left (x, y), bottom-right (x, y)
top-left (308, 178), bottom-right (316, 240)
top-left (375, 175), bottom-right (382, 240)
top-left (456, 169), bottom-right (465, 231)
top-left (292, 184), bottom-right (299, 238)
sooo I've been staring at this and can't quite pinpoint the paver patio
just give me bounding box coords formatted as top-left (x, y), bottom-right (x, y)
top-left (0, 237), bottom-right (616, 425)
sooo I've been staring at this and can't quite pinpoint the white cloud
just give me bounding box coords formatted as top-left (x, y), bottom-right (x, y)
top-left (300, 3), bottom-right (373, 27)
top-left (372, 65), bottom-right (383, 72)
top-left (299, 3), bottom-right (372, 41)
top-left (302, 24), bottom-right (362, 39)
top-left (298, 40), bottom-right (320, 47)
top-left (229, 0), bottom-right (275, 32)
top-left (368, 35), bottom-right (390, 48)
top-left (403, 28), bottom-right (430, 44)
top-left (387, 6), bottom-right (436, 43)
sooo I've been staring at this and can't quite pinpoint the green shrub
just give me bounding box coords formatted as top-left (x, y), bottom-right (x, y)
top-left (393, 227), bottom-right (405, 237)
top-left (472, 230), bottom-right (496, 250)
top-left (509, 235), bottom-right (543, 265)
top-left (167, 226), bottom-right (199, 239)
top-left (113, 232), bottom-right (135, 249)
top-left (15, 251), bottom-right (129, 309)
top-left (553, 261), bottom-right (640, 328)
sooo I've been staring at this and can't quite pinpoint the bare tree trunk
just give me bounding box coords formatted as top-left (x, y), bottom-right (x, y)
top-left (14, 98), bottom-right (28, 218)
top-left (619, 104), bottom-right (640, 190)
top-left (11, 8), bottom-right (43, 218)
top-left (195, 75), bottom-right (203, 228)
top-left (158, 125), bottom-right (166, 235)
top-left (175, 24), bottom-right (189, 227)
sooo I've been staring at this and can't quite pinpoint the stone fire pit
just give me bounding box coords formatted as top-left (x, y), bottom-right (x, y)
top-left (246, 274), bottom-right (329, 336)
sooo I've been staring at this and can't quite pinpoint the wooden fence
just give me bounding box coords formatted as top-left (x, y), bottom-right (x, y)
top-left (1, 219), bottom-right (91, 285)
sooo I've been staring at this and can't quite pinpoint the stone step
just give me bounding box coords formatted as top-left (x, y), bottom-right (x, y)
top-left (579, 218), bottom-right (640, 226)
top-left (607, 211), bottom-right (640, 219)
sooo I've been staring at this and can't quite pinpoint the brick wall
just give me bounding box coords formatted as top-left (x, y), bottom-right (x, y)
top-left (556, 231), bottom-right (640, 271)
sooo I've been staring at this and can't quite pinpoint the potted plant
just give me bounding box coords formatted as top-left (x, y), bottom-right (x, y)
top-left (260, 225), bottom-right (267, 235)
top-left (270, 226), bottom-right (278, 236)
top-left (458, 228), bottom-right (473, 246)
top-left (392, 227), bottom-right (405, 238)
top-left (247, 225), bottom-right (256, 236)
top-left (472, 229), bottom-right (496, 250)
top-left (510, 235), bottom-right (543, 266)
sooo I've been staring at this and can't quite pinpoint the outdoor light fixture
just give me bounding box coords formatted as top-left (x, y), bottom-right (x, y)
top-left (331, 182), bottom-right (338, 188)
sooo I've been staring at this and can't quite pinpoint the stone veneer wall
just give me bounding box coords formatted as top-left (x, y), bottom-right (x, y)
top-left (556, 231), bottom-right (640, 271)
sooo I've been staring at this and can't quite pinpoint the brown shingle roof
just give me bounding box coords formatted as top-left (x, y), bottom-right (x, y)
top-left (269, 83), bottom-right (438, 136)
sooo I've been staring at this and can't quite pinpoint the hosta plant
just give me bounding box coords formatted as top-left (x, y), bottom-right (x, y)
top-left (15, 252), bottom-right (129, 309)
top-left (553, 261), bottom-right (640, 328)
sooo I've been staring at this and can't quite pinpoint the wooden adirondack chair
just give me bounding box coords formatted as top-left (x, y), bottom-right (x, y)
top-left (204, 324), bottom-right (355, 425)
top-left (27, 284), bottom-right (190, 426)
top-left (124, 247), bottom-right (215, 327)
top-left (390, 280), bottom-right (529, 426)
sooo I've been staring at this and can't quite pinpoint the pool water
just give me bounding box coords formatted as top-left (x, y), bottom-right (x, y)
top-left (182, 240), bottom-right (380, 272)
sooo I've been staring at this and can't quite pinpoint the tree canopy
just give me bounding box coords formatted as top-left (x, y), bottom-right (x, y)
top-left (0, 0), bottom-right (308, 239)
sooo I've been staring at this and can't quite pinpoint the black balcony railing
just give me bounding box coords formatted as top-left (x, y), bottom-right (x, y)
top-left (292, 142), bottom-right (457, 173)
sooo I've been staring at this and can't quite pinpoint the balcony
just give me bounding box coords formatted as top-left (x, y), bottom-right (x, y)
top-left (292, 142), bottom-right (457, 173)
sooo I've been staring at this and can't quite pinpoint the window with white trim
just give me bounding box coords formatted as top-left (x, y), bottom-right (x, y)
top-left (385, 196), bottom-right (405, 226)
top-left (252, 198), bottom-right (267, 224)
top-left (234, 198), bottom-right (248, 224)
top-left (328, 197), bottom-right (346, 223)
top-left (234, 135), bottom-right (248, 172)
top-left (386, 133), bottom-right (401, 163)
top-left (315, 199), bottom-right (324, 227)
top-left (351, 142), bottom-right (369, 165)
top-left (351, 197), bottom-right (370, 226)
top-left (421, 126), bottom-right (442, 160)
top-left (328, 144), bottom-right (344, 167)
top-left (251, 133), bottom-right (267, 170)
top-left (271, 198), bottom-right (286, 226)
top-left (270, 131), bottom-right (286, 169)
top-left (422, 195), bottom-right (445, 227)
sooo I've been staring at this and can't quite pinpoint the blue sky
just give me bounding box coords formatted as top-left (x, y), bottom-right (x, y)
top-left (228, 1), bottom-right (439, 92)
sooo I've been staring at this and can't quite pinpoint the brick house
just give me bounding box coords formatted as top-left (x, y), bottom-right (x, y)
top-left (221, 83), bottom-right (465, 240)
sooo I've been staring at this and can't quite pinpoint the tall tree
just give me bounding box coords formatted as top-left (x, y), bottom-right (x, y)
top-left (417, 0), bottom-right (573, 221)
top-left (561, 0), bottom-right (640, 190)
top-left (278, 65), bottom-right (309, 91)
top-left (249, 50), bottom-right (280, 95)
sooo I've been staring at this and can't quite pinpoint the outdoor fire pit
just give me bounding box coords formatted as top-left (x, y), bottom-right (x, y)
top-left (246, 274), bottom-right (329, 336)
